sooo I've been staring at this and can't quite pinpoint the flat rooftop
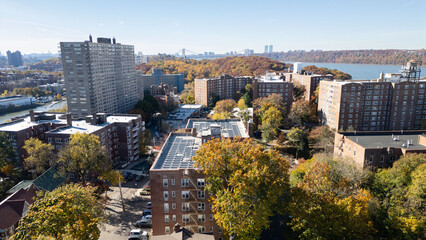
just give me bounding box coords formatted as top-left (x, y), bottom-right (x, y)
top-left (186, 119), bottom-right (249, 138)
top-left (0, 114), bottom-right (65, 132)
top-left (166, 105), bottom-right (202, 121)
top-left (345, 133), bottom-right (426, 150)
top-left (48, 120), bottom-right (108, 135)
top-left (152, 133), bottom-right (201, 170)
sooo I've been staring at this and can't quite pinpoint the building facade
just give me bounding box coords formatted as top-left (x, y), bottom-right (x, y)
top-left (284, 73), bottom-right (334, 101)
top-left (318, 80), bottom-right (426, 131)
top-left (194, 75), bottom-right (252, 106)
top-left (0, 111), bottom-right (144, 165)
top-left (139, 68), bottom-right (184, 93)
top-left (150, 119), bottom-right (250, 240)
top-left (60, 36), bottom-right (139, 117)
top-left (334, 131), bottom-right (426, 168)
top-left (252, 72), bottom-right (293, 111)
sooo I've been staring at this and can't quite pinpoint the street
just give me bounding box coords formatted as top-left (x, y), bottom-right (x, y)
top-left (99, 177), bottom-right (151, 240)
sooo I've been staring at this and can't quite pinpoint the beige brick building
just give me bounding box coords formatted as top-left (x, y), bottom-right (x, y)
top-left (334, 131), bottom-right (426, 168)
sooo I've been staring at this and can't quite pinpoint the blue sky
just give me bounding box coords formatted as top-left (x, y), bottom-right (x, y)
top-left (0, 0), bottom-right (425, 55)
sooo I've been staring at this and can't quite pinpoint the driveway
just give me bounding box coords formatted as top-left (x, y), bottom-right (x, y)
top-left (99, 177), bottom-right (151, 240)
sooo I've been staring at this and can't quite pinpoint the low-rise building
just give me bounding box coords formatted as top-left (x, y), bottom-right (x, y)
top-left (0, 96), bottom-right (36, 108)
top-left (140, 68), bottom-right (185, 93)
top-left (164, 104), bottom-right (203, 130)
top-left (334, 130), bottom-right (426, 168)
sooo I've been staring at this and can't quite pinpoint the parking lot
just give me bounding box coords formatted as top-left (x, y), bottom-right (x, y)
top-left (99, 175), bottom-right (151, 240)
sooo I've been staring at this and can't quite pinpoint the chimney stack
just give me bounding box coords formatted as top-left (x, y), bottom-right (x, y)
top-left (29, 110), bottom-right (35, 122)
top-left (91, 113), bottom-right (98, 125)
top-left (66, 113), bottom-right (72, 126)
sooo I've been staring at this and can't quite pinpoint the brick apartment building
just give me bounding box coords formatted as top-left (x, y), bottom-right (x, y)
top-left (139, 68), bottom-right (185, 93)
top-left (0, 111), bottom-right (144, 165)
top-left (194, 75), bottom-right (252, 106)
top-left (284, 73), bottom-right (334, 101)
top-left (252, 72), bottom-right (293, 111)
top-left (318, 79), bottom-right (426, 131)
top-left (150, 119), bottom-right (250, 240)
top-left (334, 130), bottom-right (426, 168)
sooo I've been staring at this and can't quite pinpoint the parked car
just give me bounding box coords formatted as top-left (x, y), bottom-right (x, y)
top-left (135, 217), bottom-right (152, 228)
top-left (143, 209), bottom-right (152, 216)
top-left (129, 229), bottom-right (143, 240)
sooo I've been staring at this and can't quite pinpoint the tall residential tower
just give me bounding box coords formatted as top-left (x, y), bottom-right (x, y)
top-left (60, 36), bottom-right (139, 117)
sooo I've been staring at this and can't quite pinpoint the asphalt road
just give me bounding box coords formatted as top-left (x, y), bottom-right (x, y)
top-left (99, 177), bottom-right (151, 240)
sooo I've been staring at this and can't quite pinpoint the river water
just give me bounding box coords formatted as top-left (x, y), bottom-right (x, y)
top-left (0, 100), bottom-right (67, 124)
top-left (290, 62), bottom-right (426, 80)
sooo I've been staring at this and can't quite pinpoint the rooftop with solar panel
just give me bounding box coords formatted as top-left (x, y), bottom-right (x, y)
top-left (151, 118), bottom-right (251, 170)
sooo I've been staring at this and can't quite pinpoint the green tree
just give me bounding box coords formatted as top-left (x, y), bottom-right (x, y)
top-left (370, 153), bottom-right (425, 239)
top-left (23, 138), bottom-right (54, 174)
top-left (193, 138), bottom-right (290, 240)
top-left (11, 183), bottom-right (105, 240)
top-left (288, 99), bottom-right (318, 126)
top-left (208, 94), bottom-right (220, 108)
top-left (57, 133), bottom-right (110, 184)
top-left (309, 126), bottom-right (335, 152)
top-left (293, 82), bottom-right (306, 101)
top-left (0, 132), bottom-right (16, 178)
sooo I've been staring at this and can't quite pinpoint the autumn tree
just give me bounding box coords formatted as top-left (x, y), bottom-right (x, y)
top-left (370, 153), bottom-right (425, 239)
top-left (309, 126), bottom-right (335, 152)
top-left (287, 127), bottom-right (309, 158)
top-left (139, 129), bottom-right (152, 155)
top-left (259, 106), bottom-right (283, 142)
top-left (289, 154), bottom-right (375, 239)
top-left (193, 138), bottom-right (290, 240)
top-left (11, 183), bottom-right (106, 240)
top-left (0, 132), bottom-right (20, 200)
top-left (23, 138), bottom-right (54, 174)
top-left (288, 99), bottom-right (318, 126)
top-left (57, 133), bottom-right (110, 184)
top-left (293, 82), bottom-right (306, 101)
top-left (212, 99), bottom-right (236, 119)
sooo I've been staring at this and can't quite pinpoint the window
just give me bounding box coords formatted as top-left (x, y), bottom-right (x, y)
top-left (219, 227), bottom-right (223, 234)
top-left (182, 215), bottom-right (190, 223)
top-left (172, 191), bottom-right (176, 198)
top-left (369, 155), bottom-right (374, 163)
top-left (210, 226), bottom-right (214, 233)
top-left (182, 191), bottom-right (189, 199)
top-left (165, 226), bottom-right (170, 234)
top-left (164, 191), bottom-right (169, 201)
top-left (197, 178), bottom-right (205, 187)
top-left (390, 155), bottom-right (397, 162)
top-left (198, 226), bottom-right (205, 233)
top-left (198, 203), bottom-right (205, 211)
top-left (198, 214), bottom-right (205, 222)
top-left (163, 179), bottom-right (168, 188)
top-left (164, 203), bottom-right (169, 213)
top-left (181, 178), bottom-right (189, 187)
top-left (210, 214), bottom-right (213, 220)
top-left (165, 215), bottom-right (170, 223)
top-left (182, 203), bottom-right (190, 211)
top-left (172, 203), bottom-right (176, 209)
top-left (197, 191), bottom-right (205, 199)
top-left (171, 179), bottom-right (175, 185)
top-left (380, 155), bottom-right (385, 162)
top-left (173, 215), bottom-right (176, 221)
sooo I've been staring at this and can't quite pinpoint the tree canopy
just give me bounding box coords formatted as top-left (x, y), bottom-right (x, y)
top-left (212, 99), bottom-right (236, 119)
top-left (23, 138), bottom-right (54, 174)
top-left (57, 133), bottom-right (110, 184)
top-left (193, 138), bottom-right (290, 239)
top-left (11, 183), bottom-right (105, 240)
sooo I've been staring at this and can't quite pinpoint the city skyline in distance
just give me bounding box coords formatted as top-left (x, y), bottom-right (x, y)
top-left (1, 0), bottom-right (425, 55)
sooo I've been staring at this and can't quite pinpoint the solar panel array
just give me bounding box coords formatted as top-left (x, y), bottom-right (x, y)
top-left (191, 121), bottom-right (243, 138)
top-left (153, 134), bottom-right (201, 169)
